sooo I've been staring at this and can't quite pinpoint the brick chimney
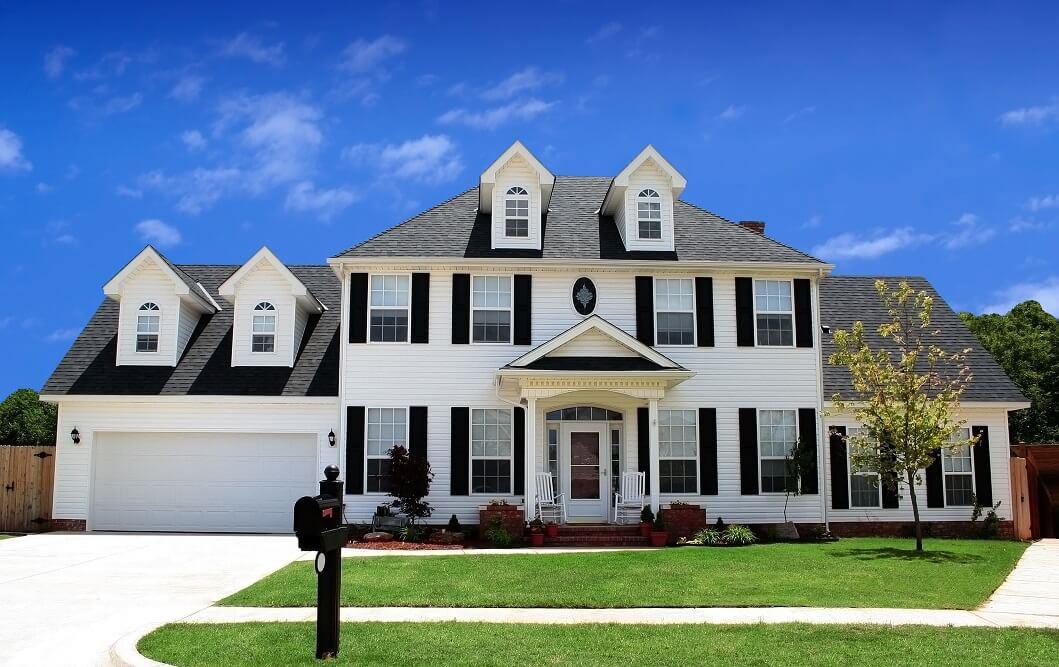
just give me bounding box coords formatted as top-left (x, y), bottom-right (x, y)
top-left (739, 220), bottom-right (766, 235)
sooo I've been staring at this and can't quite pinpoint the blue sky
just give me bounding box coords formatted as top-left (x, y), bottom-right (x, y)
top-left (2, 1), bottom-right (1059, 396)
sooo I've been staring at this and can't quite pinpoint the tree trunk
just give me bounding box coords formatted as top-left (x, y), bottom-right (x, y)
top-left (906, 469), bottom-right (923, 551)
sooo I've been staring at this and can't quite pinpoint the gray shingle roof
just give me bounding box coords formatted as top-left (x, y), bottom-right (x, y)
top-left (335, 176), bottom-right (824, 264)
top-left (41, 265), bottom-right (339, 397)
top-left (820, 276), bottom-right (1027, 403)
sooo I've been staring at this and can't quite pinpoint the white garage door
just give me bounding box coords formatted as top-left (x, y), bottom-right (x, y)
top-left (91, 432), bottom-right (318, 533)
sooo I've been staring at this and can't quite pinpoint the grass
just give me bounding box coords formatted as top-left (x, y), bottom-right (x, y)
top-left (221, 538), bottom-right (1025, 610)
top-left (139, 622), bottom-right (1059, 666)
top-left (0, 533), bottom-right (20, 540)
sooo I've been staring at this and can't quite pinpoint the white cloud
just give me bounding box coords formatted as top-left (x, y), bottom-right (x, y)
top-left (219, 32), bottom-right (285, 66)
top-left (586, 22), bottom-right (622, 44)
top-left (139, 167), bottom-right (242, 215)
top-left (35, 182), bottom-right (53, 194)
top-left (943, 212), bottom-right (995, 249)
top-left (169, 74), bottom-right (205, 103)
top-left (783, 105), bottom-right (816, 124)
top-left (1026, 194), bottom-right (1059, 212)
top-left (115, 184), bottom-right (143, 198)
top-left (181, 129), bottom-right (207, 152)
top-left (46, 328), bottom-right (79, 343)
top-left (812, 227), bottom-right (933, 260)
top-left (717, 105), bottom-right (745, 121)
top-left (284, 181), bottom-right (357, 221)
top-left (135, 219), bottom-right (182, 247)
top-left (981, 276), bottom-right (1059, 316)
top-left (45, 220), bottom-right (75, 245)
top-left (101, 92), bottom-right (143, 115)
top-left (339, 35), bottom-right (407, 73)
top-left (344, 134), bottom-right (463, 185)
top-left (43, 45), bottom-right (76, 78)
top-left (0, 128), bottom-right (31, 171)
top-left (438, 98), bottom-right (556, 130)
top-left (481, 67), bottom-right (563, 101)
top-left (1009, 216), bottom-right (1050, 233)
top-left (802, 214), bottom-right (823, 229)
top-left (999, 101), bottom-right (1059, 127)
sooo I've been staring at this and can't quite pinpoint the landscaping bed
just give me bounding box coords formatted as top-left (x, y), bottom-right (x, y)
top-left (346, 541), bottom-right (463, 551)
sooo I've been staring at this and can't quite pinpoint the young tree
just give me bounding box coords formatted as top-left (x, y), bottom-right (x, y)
top-left (829, 280), bottom-right (975, 551)
top-left (0, 389), bottom-right (57, 446)
top-left (386, 445), bottom-right (434, 525)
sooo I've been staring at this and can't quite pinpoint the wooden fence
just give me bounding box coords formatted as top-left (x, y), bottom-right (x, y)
top-left (0, 445), bottom-right (55, 532)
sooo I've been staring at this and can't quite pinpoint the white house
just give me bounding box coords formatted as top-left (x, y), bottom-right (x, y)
top-left (40, 142), bottom-right (1028, 535)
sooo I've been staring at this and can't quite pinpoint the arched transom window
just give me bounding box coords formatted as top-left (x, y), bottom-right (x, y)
top-left (136, 302), bottom-right (160, 353)
top-left (504, 186), bottom-right (529, 238)
top-left (637, 188), bottom-right (662, 239)
top-left (252, 301), bottom-right (276, 353)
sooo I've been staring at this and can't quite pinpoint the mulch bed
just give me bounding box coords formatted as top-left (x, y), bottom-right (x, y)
top-left (346, 541), bottom-right (465, 551)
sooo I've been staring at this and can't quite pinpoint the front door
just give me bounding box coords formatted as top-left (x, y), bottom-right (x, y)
top-left (562, 423), bottom-right (609, 521)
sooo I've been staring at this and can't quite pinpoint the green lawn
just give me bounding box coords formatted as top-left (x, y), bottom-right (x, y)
top-left (221, 538), bottom-right (1025, 610)
top-left (0, 534), bottom-right (19, 540)
top-left (139, 622), bottom-right (1059, 666)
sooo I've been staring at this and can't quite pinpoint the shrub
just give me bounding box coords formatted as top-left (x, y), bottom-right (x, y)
top-left (387, 445), bottom-right (433, 524)
top-left (713, 516), bottom-right (726, 532)
top-left (399, 524), bottom-right (428, 543)
top-left (691, 528), bottom-right (725, 546)
top-left (723, 524), bottom-right (757, 546)
top-left (484, 517), bottom-right (516, 548)
top-left (446, 514), bottom-right (462, 533)
top-left (652, 512), bottom-right (665, 531)
top-left (640, 507), bottom-right (654, 524)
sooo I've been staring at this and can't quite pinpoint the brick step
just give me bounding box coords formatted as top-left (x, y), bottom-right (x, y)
top-left (543, 535), bottom-right (650, 546)
top-left (553, 525), bottom-right (643, 535)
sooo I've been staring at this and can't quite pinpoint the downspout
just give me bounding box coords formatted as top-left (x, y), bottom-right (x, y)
top-left (814, 268), bottom-right (829, 533)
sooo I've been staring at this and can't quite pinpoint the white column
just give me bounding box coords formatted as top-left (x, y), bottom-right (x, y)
top-left (524, 397), bottom-right (537, 521)
top-left (648, 398), bottom-right (660, 513)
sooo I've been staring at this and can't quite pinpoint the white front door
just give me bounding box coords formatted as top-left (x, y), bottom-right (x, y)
top-left (561, 422), bottom-right (609, 521)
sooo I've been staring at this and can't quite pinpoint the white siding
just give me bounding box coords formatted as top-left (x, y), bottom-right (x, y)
top-left (230, 263), bottom-right (297, 367)
top-left (623, 160), bottom-right (675, 252)
top-left (492, 155), bottom-right (542, 250)
top-left (115, 262), bottom-right (182, 366)
top-left (176, 300), bottom-right (198, 360)
top-left (293, 304), bottom-right (309, 361)
top-left (549, 329), bottom-right (637, 357)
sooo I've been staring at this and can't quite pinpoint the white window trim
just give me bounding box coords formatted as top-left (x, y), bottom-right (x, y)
top-left (469, 407), bottom-right (515, 496)
top-left (364, 406), bottom-right (409, 496)
top-left (504, 186), bottom-right (530, 238)
top-left (942, 427), bottom-right (976, 508)
top-left (757, 408), bottom-right (799, 495)
top-left (470, 274), bottom-right (514, 345)
top-left (135, 302), bottom-right (161, 354)
top-left (752, 278), bottom-right (796, 348)
top-left (846, 427), bottom-right (882, 509)
top-left (658, 408), bottom-right (699, 496)
top-left (636, 188), bottom-right (664, 241)
top-left (251, 302), bottom-right (277, 354)
top-left (653, 277), bottom-right (697, 347)
top-left (367, 272), bottom-right (412, 345)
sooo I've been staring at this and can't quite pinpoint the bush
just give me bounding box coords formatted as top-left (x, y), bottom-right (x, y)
top-left (446, 514), bottom-right (462, 533)
top-left (723, 524), bottom-right (758, 546)
top-left (652, 512), bottom-right (665, 531)
top-left (387, 445), bottom-right (433, 524)
top-left (0, 389), bottom-right (56, 446)
top-left (640, 507), bottom-right (654, 524)
top-left (484, 517), bottom-right (516, 548)
top-left (691, 528), bottom-right (725, 546)
top-left (399, 524), bottom-right (429, 543)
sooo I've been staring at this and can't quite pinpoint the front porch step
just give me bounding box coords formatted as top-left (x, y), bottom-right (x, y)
top-left (543, 535), bottom-right (650, 546)
top-left (555, 524), bottom-right (643, 536)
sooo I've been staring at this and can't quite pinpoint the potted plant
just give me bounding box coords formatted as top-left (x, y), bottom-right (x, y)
top-left (544, 520), bottom-right (560, 538)
top-left (528, 518), bottom-right (545, 546)
top-left (639, 507), bottom-right (655, 537)
top-left (649, 513), bottom-right (667, 547)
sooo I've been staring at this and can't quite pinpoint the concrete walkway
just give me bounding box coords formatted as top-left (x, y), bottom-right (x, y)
top-left (979, 538), bottom-right (1059, 621)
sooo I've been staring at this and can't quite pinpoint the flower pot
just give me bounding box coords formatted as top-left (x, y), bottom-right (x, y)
top-left (639, 522), bottom-right (652, 537)
top-left (649, 531), bottom-right (668, 547)
top-left (529, 532), bottom-right (545, 547)
top-left (545, 523), bottom-right (560, 538)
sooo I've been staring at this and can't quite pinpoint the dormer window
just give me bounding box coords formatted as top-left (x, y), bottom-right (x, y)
top-left (252, 302), bottom-right (276, 352)
top-left (136, 302), bottom-right (160, 352)
top-left (504, 187), bottom-right (530, 237)
top-left (637, 189), bottom-right (662, 239)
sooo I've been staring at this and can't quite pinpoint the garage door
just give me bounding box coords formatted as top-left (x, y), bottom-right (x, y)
top-left (91, 432), bottom-right (318, 533)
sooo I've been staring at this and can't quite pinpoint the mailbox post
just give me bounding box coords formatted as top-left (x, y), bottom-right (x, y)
top-left (293, 465), bottom-right (349, 659)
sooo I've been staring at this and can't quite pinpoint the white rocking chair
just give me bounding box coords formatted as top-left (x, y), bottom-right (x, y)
top-left (613, 471), bottom-right (646, 524)
top-left (535, 472), bottom-right (567, 524)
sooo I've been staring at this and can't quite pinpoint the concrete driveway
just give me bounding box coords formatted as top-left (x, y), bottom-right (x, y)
top-left (0, 532), bottom-right (301, 667)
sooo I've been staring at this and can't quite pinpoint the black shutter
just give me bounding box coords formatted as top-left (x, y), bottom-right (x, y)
top-left (348, 273), bottom-right (368, 344)
top-left (409, 406), bottom-right (428, 459)
top-left (698, 408), bottom-right (718, 495)
top-left (739, 408), bottom-right (759, 495)
top-left (411, 273), bottom-right (430, 344)
top-left (735, 277), bottom-right (755, 347)
top-left (881, 439), bottom-right (900, 509)
top-left (637, 407), bottom-right (651, 494)
top-left (794, 278), bottom-right (813, 348)
top-left (829, 426), bottom-right (849, 510)
top-left (925, 448), bottom-right (944, 508)
top-left (451, 274), bottom-right (470, 344)
top-left (798, 408), bottom-right (818, 494)
top-left (346, 406), bottom-right (365, 494)
top-left (635, 276), bottom-right (654, 346)
top-left (450, 407), bottom-right (469, 495)
top-left (513, 275), bottom-right (532, 345)
top-left (972, 426), bottom-right (993, 506)
top-left (513, 407), bottom-right (526, 495)
top-left (695, 277), bottom-right (714, 347)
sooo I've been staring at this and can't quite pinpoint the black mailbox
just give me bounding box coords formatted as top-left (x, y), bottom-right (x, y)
top-left (293, 494), bottom-right (343, 551)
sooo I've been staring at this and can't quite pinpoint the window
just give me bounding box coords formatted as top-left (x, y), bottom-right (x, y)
top-left (754, 280), bottom-right (794, 346)
top-left (471, 409), bottom-right (512, 494)
top-left (637, 188), bottom-right (662, 239)
top-left (251, 302), bottom-right (276, 353)
top-left (847, 427), bottom-right (881, 508)
top-left (759, 409), bottom-right (797, 493)
top-left (136, 302), bottom-right (160, 352)
top-left (942, 428), bottom-right (975, 506)
top-left (504, 186), bottom-right (529, 237)
top-left (471, 275), bottom-right (511, 343)
top-left (655, 278), bottom-right (695, 345)
top-left (659, 409), bottom-right (698, 494)
top-left (366, 408), bottom-right (406, 493)
top-left (369, 274), bottom-right (410, 343)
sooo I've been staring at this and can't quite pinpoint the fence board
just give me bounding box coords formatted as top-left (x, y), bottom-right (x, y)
top-left (0, 445), bottom-right (56, 532)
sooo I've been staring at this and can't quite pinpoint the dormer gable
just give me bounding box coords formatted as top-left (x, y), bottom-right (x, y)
top-left (479, 141), bottom-right (554, 251)
top-left (601, 145), bottom-right (687, 252)
top-left (218, 247), bottom-right (325, 368)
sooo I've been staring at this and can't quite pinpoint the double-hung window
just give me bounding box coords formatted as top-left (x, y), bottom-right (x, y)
top-left (471, 408), bottom-right (512, 494)
top-left (366, 408), bottom-right (406, 493)
top-left (759, 409), bottom-right (797, 493)
top-left (942, 428), bottom-right (974, 506)
top-left (655, 278), bottom-right (694, 345)
top-left (136, 302), bottom-right (160, 352)
top-left (847, 427), bottom-right (882, 508)
top-left (504, 186), bottom-right (529, 237)
top-left (659, 409), bottom-right (697, 493)
top-left (369, 274), bottom-right (410, 343)
top-left (754, 280), bottom-right (794, 346)
top-left (637, 188), bottom-right (662, 239)
top-left (252, 302), bottom-right (276, 352)
top-left (471, 275), bottom-right (511, 343)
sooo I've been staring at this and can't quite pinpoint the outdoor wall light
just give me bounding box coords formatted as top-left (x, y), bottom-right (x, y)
top-left (70, 428), bottom-right (81, 444)
top-left (327, 429), bottom-right (336, 447)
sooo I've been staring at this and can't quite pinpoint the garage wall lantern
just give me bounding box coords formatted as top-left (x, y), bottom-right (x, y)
top-left (70, 427), bottom-right (80, 444)
top-left (327, 429), bottom-right (336, 447)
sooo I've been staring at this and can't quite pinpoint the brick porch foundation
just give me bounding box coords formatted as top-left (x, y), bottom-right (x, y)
top-left (825, 520), bottom-right (1015, 539)
top-left (50, 519), bottom-right (87, 531)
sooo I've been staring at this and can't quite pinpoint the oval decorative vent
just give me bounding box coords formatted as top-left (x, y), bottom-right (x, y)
top-left (572, 277), bottom-right (597, 316)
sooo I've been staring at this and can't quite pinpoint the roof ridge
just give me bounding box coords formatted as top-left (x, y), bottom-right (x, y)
top-left (675, 198), bottom-right (825, 264)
